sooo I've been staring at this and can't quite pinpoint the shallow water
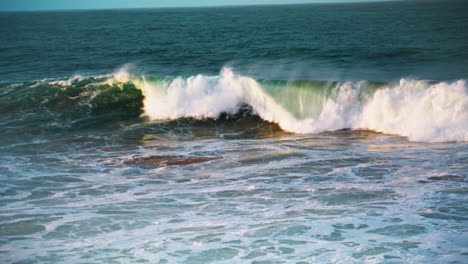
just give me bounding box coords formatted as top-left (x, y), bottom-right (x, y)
top-left (1, 127), bottom-right (467, 263)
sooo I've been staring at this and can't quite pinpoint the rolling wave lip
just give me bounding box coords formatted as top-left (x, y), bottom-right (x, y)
top-left (130, 67), bottom-right (467, 142)
top-left (2, 66), bottom-right (467, 142)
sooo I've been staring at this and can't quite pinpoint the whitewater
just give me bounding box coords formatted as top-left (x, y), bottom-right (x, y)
top-left (102, 67), bottom-right (467, 142)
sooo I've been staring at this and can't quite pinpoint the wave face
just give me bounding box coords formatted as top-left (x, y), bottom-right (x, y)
top-left (134, 68), bottom-right (467, 142)
top-left (2, 67), bottom-right (466, 142)
top-left (0, 73), bottom-right (144, 133)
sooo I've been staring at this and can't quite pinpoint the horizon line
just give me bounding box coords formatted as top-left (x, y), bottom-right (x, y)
top-left (0, 0), bottom-right (400, 13)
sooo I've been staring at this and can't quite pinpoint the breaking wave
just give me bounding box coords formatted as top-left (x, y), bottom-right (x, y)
top-left (135, 67), bottom-right (467, 142)
top-left (2, 67), bottom-right (466, 142)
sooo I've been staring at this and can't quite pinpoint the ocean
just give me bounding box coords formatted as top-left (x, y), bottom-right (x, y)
top-left (0, 0), bottom-right (467, 263)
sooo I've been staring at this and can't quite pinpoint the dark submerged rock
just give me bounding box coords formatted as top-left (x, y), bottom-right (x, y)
top-left (124, 156), bottom-right (223, 167)
top-left (427, 175), bottom-right (465, 182)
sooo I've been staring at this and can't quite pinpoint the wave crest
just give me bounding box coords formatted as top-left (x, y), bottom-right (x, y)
top-left (4, 67), bottom-right (465, 142)
top-left (135, 67), bottom-right (467, 142)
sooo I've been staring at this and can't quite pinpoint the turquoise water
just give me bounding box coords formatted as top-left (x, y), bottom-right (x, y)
top-left (0, 1), bottom-right (467, 263)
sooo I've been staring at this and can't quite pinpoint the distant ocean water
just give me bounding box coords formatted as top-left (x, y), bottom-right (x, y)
top-left (0, 1), bottom-right (467, 263)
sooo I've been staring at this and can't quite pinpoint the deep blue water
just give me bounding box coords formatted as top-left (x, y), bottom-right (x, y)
top-left (1, 0), bottom-right (468, 82)
top-left (0, 1), bottom-right (467, 263)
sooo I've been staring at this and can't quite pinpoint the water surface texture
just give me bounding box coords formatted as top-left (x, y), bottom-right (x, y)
top-left (0, 1), bottom-right (467, 263)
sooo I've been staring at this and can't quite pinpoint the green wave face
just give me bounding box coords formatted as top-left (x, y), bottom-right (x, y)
top-left (258, 80), bottom-right (383, 119)
top-left (2, 78), bottom-right (143, 115)
top-left (0, 76), bottom-right (145, 133)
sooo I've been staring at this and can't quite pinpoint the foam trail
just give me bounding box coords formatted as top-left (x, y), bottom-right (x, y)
top-left (125, 67), bottom-right (468, 142)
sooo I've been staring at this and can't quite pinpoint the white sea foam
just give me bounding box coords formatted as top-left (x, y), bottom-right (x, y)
top-left (49, 75), bottom-right (85, 86)
top-left (358, 79), bottom-right (467, 142)
top-left (119, 67), bottom-right (467, 142)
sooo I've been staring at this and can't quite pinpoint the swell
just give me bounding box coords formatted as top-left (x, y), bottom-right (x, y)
top-left (0, 73), bottom-right (144, 132)
top-left (1, 67), bottom-right (466, 142)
